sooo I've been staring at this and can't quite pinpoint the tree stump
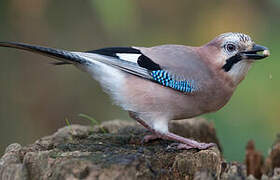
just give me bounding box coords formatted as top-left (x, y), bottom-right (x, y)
top-left (0, 118), bottom-right (280, 180)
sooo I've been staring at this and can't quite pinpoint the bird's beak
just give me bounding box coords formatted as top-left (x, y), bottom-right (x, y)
top-left (240, 44), bottom-right (270, 60)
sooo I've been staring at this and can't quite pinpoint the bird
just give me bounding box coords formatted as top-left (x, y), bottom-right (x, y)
top-left (0, 32), bottom-right (270, 150)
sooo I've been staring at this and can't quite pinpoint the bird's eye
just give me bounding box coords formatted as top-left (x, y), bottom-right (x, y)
top-left (225, 43), bottom-right (237, 53)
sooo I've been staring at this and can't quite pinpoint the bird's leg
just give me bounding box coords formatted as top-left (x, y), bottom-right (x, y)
top-left (129, 111), bottom-right (215, 150)
top-left (162, 132), bottom-right (215, 150)
top-left (128, 111), bottom-right (160, 142)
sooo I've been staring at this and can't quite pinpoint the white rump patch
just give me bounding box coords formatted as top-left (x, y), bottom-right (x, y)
top-left (70, 51), bottom-right (129, 109)
top-left (116, 53), bottom-right (141, 64)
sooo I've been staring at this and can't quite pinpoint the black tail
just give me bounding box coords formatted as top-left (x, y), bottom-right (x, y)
top-left (0, 42), bottom-right (153, 80)
top-left (0, 42), bottom-right (87, 64)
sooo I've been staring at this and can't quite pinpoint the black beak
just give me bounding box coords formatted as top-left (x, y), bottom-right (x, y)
top-left (240, 44), bottom-right (270, 60)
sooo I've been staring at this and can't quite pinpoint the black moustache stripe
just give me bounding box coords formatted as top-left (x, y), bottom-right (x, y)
top-left (222, 54), bottom-right (243, 72)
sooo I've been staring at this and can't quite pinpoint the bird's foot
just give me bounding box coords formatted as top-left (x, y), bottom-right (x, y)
top-left (168, 142), bottom-right (216, 150)
top-left (167, 143), bottom-right (193, 150)
top-left (194, 142), bottom-right (216, 150)
top-left (129, 111), bottom-right (216, 150)
top-left (142, 134), bottom-right (160, 143)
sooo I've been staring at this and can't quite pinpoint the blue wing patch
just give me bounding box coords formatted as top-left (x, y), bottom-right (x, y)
top-left (150, 70), bottom-right (196, 93)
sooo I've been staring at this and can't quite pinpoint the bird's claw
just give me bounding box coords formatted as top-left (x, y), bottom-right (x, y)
top-left (167, 143), bottom-right (193, 150)
top-left (196, 142), bottom-right (216, 149)
top-left (142, 134), bottom-right (160, 143)
top-left (167, 142), bottom-right (216, 150)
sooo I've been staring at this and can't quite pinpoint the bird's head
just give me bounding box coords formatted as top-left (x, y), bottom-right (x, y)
top-left (204, 32), bottom-right (270, 85)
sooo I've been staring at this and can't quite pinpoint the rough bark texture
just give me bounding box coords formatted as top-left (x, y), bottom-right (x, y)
top-left (0, 118), bottom-right (279, 180)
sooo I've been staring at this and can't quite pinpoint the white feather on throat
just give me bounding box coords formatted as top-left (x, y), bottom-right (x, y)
top-left (228, 60), bottom-right (253, 85)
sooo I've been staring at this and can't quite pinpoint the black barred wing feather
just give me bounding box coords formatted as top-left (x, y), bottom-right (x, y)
top-left (149, 70), bottom-right (197, 93)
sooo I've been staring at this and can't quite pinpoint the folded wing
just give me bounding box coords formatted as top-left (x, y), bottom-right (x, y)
top-left (0, 42), bottom-right (203, 93)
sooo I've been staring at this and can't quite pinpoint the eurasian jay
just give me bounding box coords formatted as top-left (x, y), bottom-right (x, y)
top-left (0, 32), bottom-right (270, 150)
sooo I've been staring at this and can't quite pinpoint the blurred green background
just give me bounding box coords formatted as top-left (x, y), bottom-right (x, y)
top-left (0, 0), bottom-right (279, 161)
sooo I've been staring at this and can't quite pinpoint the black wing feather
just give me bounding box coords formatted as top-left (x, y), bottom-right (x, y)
top-left (137, 54), bottom-right (161, 70)
top-left (87, 47), bottom-right (141, 57)
top-left (87, 47), bottom-right (161, 70)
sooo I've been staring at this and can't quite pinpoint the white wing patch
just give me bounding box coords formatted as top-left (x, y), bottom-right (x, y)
top-left (116, 53), bottom-right (141, 64)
